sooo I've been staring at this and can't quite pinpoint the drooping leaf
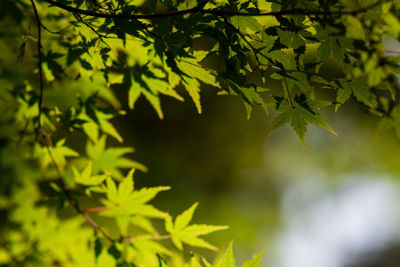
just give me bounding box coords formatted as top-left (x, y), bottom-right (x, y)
top-left (270, 95), bottom-right (336, 145)
top-left (339, 79), bottom-right (377, 109)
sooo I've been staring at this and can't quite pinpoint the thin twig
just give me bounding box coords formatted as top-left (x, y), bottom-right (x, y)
top-left (224, 17), bottom-right (261, 67)
top-left (224, 18), bottom-right (348, 83)
top-left (134, 20), bottom-right (174, 56)
top-left (269, 65), bottom-right (350, 82)
top-left (384, 49), bottom-right (400, 55)
top-left (74, 14), bottom-right (119, 57)
top-left (41, 20), bottom-right (78, 36)
top-left (84, 206), bottom-right (108, 213)
top-left (75, 13), bottom-right (108, 39)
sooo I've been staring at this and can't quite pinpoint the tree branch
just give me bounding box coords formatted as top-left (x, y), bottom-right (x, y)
top-left (30, 0), bottom-right (44, 130)
top-left (41, 0), bottom-right (383, 20)
top-left (224, 18), bottom-right (349, 84)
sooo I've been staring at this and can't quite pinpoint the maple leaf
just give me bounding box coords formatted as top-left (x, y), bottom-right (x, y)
top-left (270, 95), bottom-right (336, 146)
top-left (165, 203), bottom-right (228, 251)
top-left (86, 135), bottom-right (147, 179)
top-left (72, 161), bottom-right (108, 186)
top-left (100, 169), bottom-right (169, 219)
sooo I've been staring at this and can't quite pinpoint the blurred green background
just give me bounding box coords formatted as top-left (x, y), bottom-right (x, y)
top-left (109, 75), bottom-right (400, 266)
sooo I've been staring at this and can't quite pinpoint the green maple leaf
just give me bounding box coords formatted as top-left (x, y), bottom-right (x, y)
top-left (218, 241), bottom-right (235, 267)
top-left (101, 170), bottom-right (169, 218)
top-left (336, 79), bottom-right (377, 111)
top-left (36, 139), bottom-right (79, 170)
top-left (270, 95), bottom-right (336, 146)
top-left (79, 96), bottom-right (123, 143)
top-left (230, 16), bottom-right (260, 32)
top-left (128, 66), bottom-right (183, 119)
top-left (267, 50), bottom-right (290, 69)
top-left (72, 161), bottom-right (108, 186)
top-left (129, 239), bottom-right (172, 267)
top-left (165, 203), bottom-right (228, 251)
top-left (344, 16), bottom-right (366, 40)
top-left (241, 250), bottom-right (263, 267)
top-left (167, 50), bottom-right (218, 114)
top-left (210, 241), bottom-right (263, 267)
top-left (317, 35), bottom-right (344, 61)
top-left (182, 77), bottom-right (203, 114)
top-left (291, 111), bottom-right (307, 144)
top-left (378, 106), bottom-right (400, 139)
top-left (86, 135), bottom-right (147, 179)
top-left (226, 80), bottom-right (269, 119)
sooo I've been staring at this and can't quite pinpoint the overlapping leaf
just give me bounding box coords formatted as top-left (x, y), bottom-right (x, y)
top-left (72, 161), bottom-right (107, 186)
top-left (86, 136), bottom-right (147, 179)
top-left (101, 169), bottom-right (169, 218)
top-left (35, 139), bottom-right (79, 170)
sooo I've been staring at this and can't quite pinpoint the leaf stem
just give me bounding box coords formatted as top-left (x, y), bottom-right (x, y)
top-left (84, 206), bottom-right (109, 213)
top-left (122, 234), bottom-right (171, 242)
top-left (284, 74), bottom-right (295, 109)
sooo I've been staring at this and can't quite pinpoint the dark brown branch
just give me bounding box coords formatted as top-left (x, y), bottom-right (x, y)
top-left (30, 0), bottom-right (44, 129)
top-left (41, 0), bottom-right (383, 20)
top-left (42, 0), bottom-right (208, 19)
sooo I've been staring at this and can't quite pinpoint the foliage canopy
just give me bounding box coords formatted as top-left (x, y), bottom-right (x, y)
top-left (0, 0), bottom-right (400, 266)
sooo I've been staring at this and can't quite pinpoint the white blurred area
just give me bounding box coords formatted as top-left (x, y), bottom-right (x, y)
top-left (273, 176), bottom-right (400, 267)
top-left (256, 36), bottom-right (400, 266)
top-left (384, 38), bottom-right (400, 57)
